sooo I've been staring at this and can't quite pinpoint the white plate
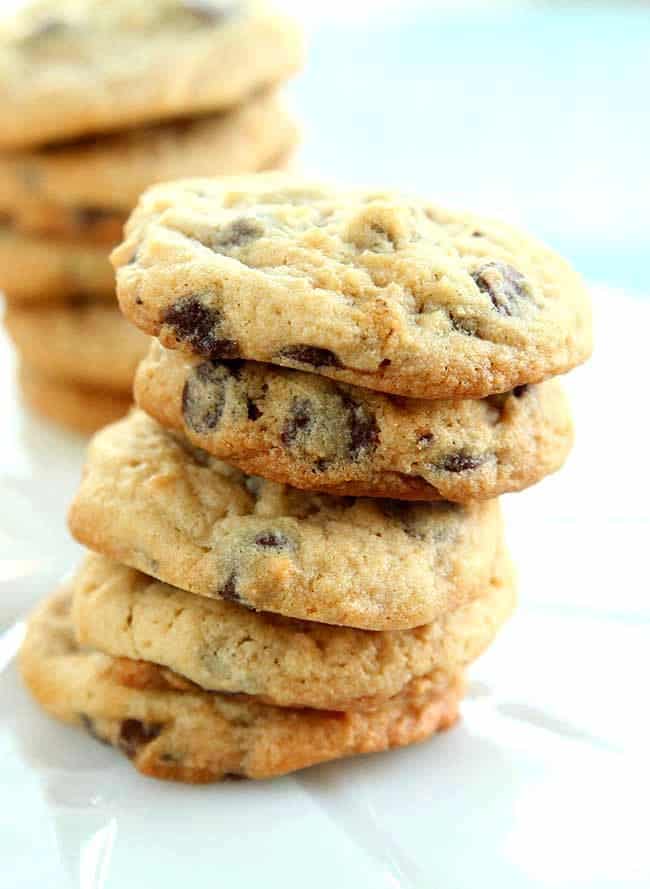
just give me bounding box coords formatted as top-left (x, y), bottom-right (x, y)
top-left (2, 288), bottom-right (649, 889)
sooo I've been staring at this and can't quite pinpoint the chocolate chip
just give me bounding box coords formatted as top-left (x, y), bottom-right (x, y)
top-left (182, 360), bottom-right (231, 434)
top-left (23, 17), bottom-right (67, 42)
top-left (314, 458), bottom-right (331, 472)
top-left (73, 205), bottom-right (118, 227)
top-left (418, 433), bottom-right (434, 446)
top-left (343, 396), bottom-right (379, 460)
top-left (513, 384), bottom-right (529, 398)
top-left (65, 294), bottom-right (93, 309)
top-left (180, 0), bottom-right (236, 24)
top-left (378, 500), bottom-right (426, 540)
top-left (163, 296), bottom-right (240, 359)
top-left (246, 398), bottom-right (262, 421)
top-left (80, 714), bottom-right (110, 746)
top-left (244, 476), bottom-right (262, 497)
top-left (277, 346), bottom-right (342, 369)
top-left (281, 397), bottom-right (314, 447)
top-left (211, 218), bottom-right (264, 250)
top-left (254, 531), bottom-right (292, 550)
top-left (379, 358), bottom-right (391, 368)
top-left (118, 720), bottom-right (162, 759)
top-left (440, 453), bottom-right (483, 473)
top-left (471, 231), bottom-right (484, 237)
top-left (471, 261), bottom-right (530, 317)
top-left (219, 572), bottom-right (242, 603)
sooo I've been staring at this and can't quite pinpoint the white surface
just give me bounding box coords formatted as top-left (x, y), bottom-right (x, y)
top-left (1, 287), bottom-right (650, 889)
top-left (0, 4), bottom-right (648, 885)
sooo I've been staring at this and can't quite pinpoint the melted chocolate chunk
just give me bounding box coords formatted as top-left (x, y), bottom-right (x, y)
top-left (219, 572), bottom-right (242, 604)
top-left (163, 296), bottom-right (239, 359)
top-left (281, 397), bottom-right (314, 447)
top-left (343, 396), bottom-right (379, 460)
top-left (211, 217), bottom-right (264, 250)
top-left (118, 720), bottom-right (162, 759)
top-left (440, 453), bottom-right (483, 473)
top-left (513, 384), bottom-right (529, 398)
top-left (277, 346), bottom-right (342, 369)
top-left (246, 398), bottom-right (262, 421)
top-left (471, 261), bottom-right (530, 317)
top-left (254, 531), bottom-right (292, 550)
top-left (182, 360), bottom-right (232, 434)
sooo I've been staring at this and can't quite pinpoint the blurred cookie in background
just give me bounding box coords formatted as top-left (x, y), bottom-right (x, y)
top-left (18, 365), bottom-right (133, 436)
top-left (0, 0), bottom-right (303, 433)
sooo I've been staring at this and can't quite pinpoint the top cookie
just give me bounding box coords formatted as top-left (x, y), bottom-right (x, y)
top-left (0, 1), bottom-right (303, 148)
top-left (113, 174), bottom-right (593, 399)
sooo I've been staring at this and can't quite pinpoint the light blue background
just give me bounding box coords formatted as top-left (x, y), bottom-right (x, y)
top-left (294, 8), bottom-right (649, 294)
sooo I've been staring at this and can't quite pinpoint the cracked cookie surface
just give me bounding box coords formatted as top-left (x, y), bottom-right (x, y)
top-left (114, 173), bottom-right (592, 399)
top-left (0, 1), bottom-right (303, 148)
top-left (136, 342), bottom-right (573, 501)
top-left (20, 586), bottom-right (462, 782)
top-left (72, 551), bottom-right (515, 710)
top-left (68, 410), bottom-right (504, 629)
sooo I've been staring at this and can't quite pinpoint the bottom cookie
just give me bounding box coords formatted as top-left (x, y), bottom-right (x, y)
top-left (20, 587), bottom-right (462, 783)
top-left (19, 365), bottom-right (131, 435)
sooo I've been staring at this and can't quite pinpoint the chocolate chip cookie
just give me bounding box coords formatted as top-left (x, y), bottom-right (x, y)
top-left (68, 410), bottom-right (504, 630)
top-left (0, 1), bottom-right (303, 148)
top-left (113, 174), bottom-right (593, 399)
top-left (20, 586), bottom-right (462, 782)
top-left (19, 364), bottom-right (132, 435)
top-left (135, 341), bottom-right (573, 501)
top-left (6, 303), bottom-right (149, 391)
top-left (0, 225), bottom-right (115, 303)
top-left (0, 91), bottom-right (297, 240)
top-left (72, 551), bottom-right (515, 710)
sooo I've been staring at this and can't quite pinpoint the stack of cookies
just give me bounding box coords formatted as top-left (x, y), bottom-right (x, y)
top-left (20, 175), bottom-right (592, 782)
top-left (0, 0), bottom-right (302, 433)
